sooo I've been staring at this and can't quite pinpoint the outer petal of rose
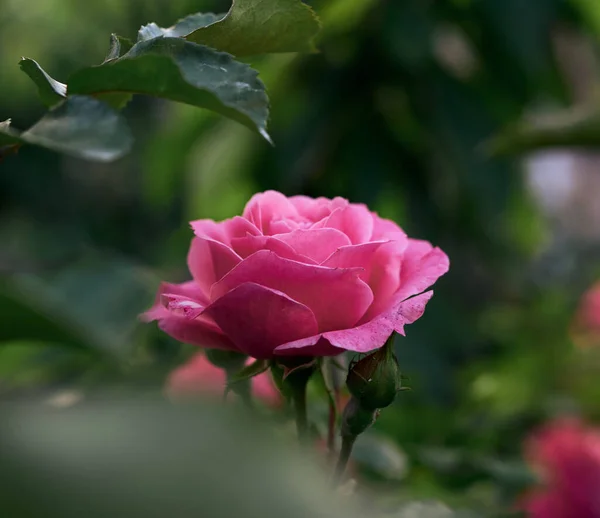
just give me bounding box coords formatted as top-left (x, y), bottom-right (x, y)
top-left (230, 233), bottom-right (317, 264)
top-left (273, 228), bottom-right (351, 263)
top-left (370, 213), bottom-right (406, 240)
top-left (322, 240), bottom-right (408, 322)
top-left (242, 191), bottom-right (300, 234)
top-left (187, 237), bottom-right (242, 296)
top-left (394, 240), bottom-right (450, 303)
top-left (190, 216), bottom-right (261, 244)
top-left (275, 291), bottom-right (434, 355)
top-left (320, 204), bottom-right (374, 244)
top-left (203, 282), bottom-right (319, 359)
top-left (158, 317), bottom-right (238, 350)
top-left (141, 281), bottom-right (210, 321)
top-left (211, 250), bottom-right (374, 332)
top-left (141, 281), bottom-right (233, 350)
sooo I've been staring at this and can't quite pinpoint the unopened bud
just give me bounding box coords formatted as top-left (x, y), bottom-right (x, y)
top-left (346, 339), bottom-right (400, 410)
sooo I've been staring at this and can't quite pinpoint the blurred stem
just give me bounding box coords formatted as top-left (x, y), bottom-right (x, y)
top-left (327, 403), bottom-right (336, 458)
top-left (332, 434), bottom-right (356, 486)
top-left (284, 363), bottom-right (314, 446)
top-left (292, 383), bottom-right (308, 444)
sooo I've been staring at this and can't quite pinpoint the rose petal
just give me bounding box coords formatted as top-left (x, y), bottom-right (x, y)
top-left (231, 233), bottom-right (317, 264)
top-left (158, 317), bottom-right (238, 350)
top-left (394, 240), bottom-right (450, 303)
top-left (141, 282), bottom-right (234, 350)
top-left (321, 204), bottom-right (374, 244)
top-left (191, 216), bottom-right (261, 244)
top-left (289, 195), bottom-right (347, 221)
top-left (274, 228), bottom-right (352, 263)
top-left (275, 291), bottom-right (434, 355)
top-left (242, 191), bottom-right (300, 234)
top-left (211, 250), bottom-right (374, 332)
top-left (370, 213), bottom-right (406, 240)
top-left (187, 237), bottom-right (242, 297)
top-left (203, 282), bottom-right (319, 358)
top-left (141, 281), bottom-right (208, 322)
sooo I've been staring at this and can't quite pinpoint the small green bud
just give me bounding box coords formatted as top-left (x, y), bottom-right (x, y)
top-left (341, 397), bottom-right (377, 437)
top-left (346, 339), bottom-right (400, 410)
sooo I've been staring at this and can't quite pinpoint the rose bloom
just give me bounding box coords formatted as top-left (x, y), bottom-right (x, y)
top-left (143, 191), bottom-right (449, 358)
top-left (167, 353), bottom-right (281, 406)
top-left (520, 418), bottom-right (600, 517)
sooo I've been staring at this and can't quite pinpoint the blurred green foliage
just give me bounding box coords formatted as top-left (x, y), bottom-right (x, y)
top-left (2, 0), bottom-right (600, 514)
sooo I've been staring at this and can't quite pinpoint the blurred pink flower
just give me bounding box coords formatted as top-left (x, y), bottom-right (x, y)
top-left (573, 282), bottom-right (600, 347)
top-left (167, 353), bottom-right (281, 407)
top-left (143, 191), bottom-right (449, 358)
top-left (521, 418), bottom-right (600, 518)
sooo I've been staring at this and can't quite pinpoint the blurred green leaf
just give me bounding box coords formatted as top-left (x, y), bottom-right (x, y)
top-left (0, 258), bottom-right (156, 357)
top-left (68, 38), bottom-right (271, 140)
top-left (137, 13), bottom-right (225, 41)
top-left (0, 396), bottom-right (356, 518)
top-left (0, 96), bottom-right (132, 162)
top-left (352, 432), bottom-right (408, 481)
top-left (19, 58), bottom-right (67, 107)
top-left (186, 0), bottom-right (321, 57)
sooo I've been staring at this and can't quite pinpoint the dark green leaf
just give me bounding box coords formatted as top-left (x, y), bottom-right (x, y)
top-left (0, 97), bottom-right (132, 162)
top-left (19, 58), bottom-right (67, 108)
top-left (228, 358), bottom-right (268, 386)
top-left (185, 0), bottom-right (321, 57)
top-left (68, 38), bottom-right (271, 141)
top-left (485, 107), bottom-right (600, 156)
top-left (24, 96), bottom-right (132, 161)
top-left (137, 12), bottom-right (225, 42)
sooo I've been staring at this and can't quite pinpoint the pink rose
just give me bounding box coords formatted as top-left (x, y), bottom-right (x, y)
top-left (167, 353), bottom-right (281, 406)
top-left (143, 191), bottom-right (449, 358)
top-left (520, 418), bottom-right (600, 517)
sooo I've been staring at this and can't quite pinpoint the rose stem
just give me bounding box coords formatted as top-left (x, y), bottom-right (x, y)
top-left (332, 434), bottom-right (357, 486)
top-left (292, 382), bottom-right (309, 444)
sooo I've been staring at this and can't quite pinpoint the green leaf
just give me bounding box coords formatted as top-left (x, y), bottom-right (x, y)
top-left (68, 38), bottom-right (271, 141)
top-left (19, 58), bottom-right (67, 107)
top-left (104, 34), bottom-right (134, 63)
top-left (0, 96), bottom-right (132, 162)
top-left (0, 257), bottom-right (157, 357)
top-left (227, 358), bottom-right (269, 386)
top-left (185, 0), bottom-right (321, 57)
top-left (137, 12), bottom-right (225, 42)
top-left (485, 107), bottom-right (600, 156)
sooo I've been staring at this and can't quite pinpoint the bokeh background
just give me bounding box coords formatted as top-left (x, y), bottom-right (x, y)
top-left (2, 0), bottom-right (600, 513)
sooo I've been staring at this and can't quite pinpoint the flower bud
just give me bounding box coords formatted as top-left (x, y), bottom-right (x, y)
top-left (346, 339), bottom-right (400, 411)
